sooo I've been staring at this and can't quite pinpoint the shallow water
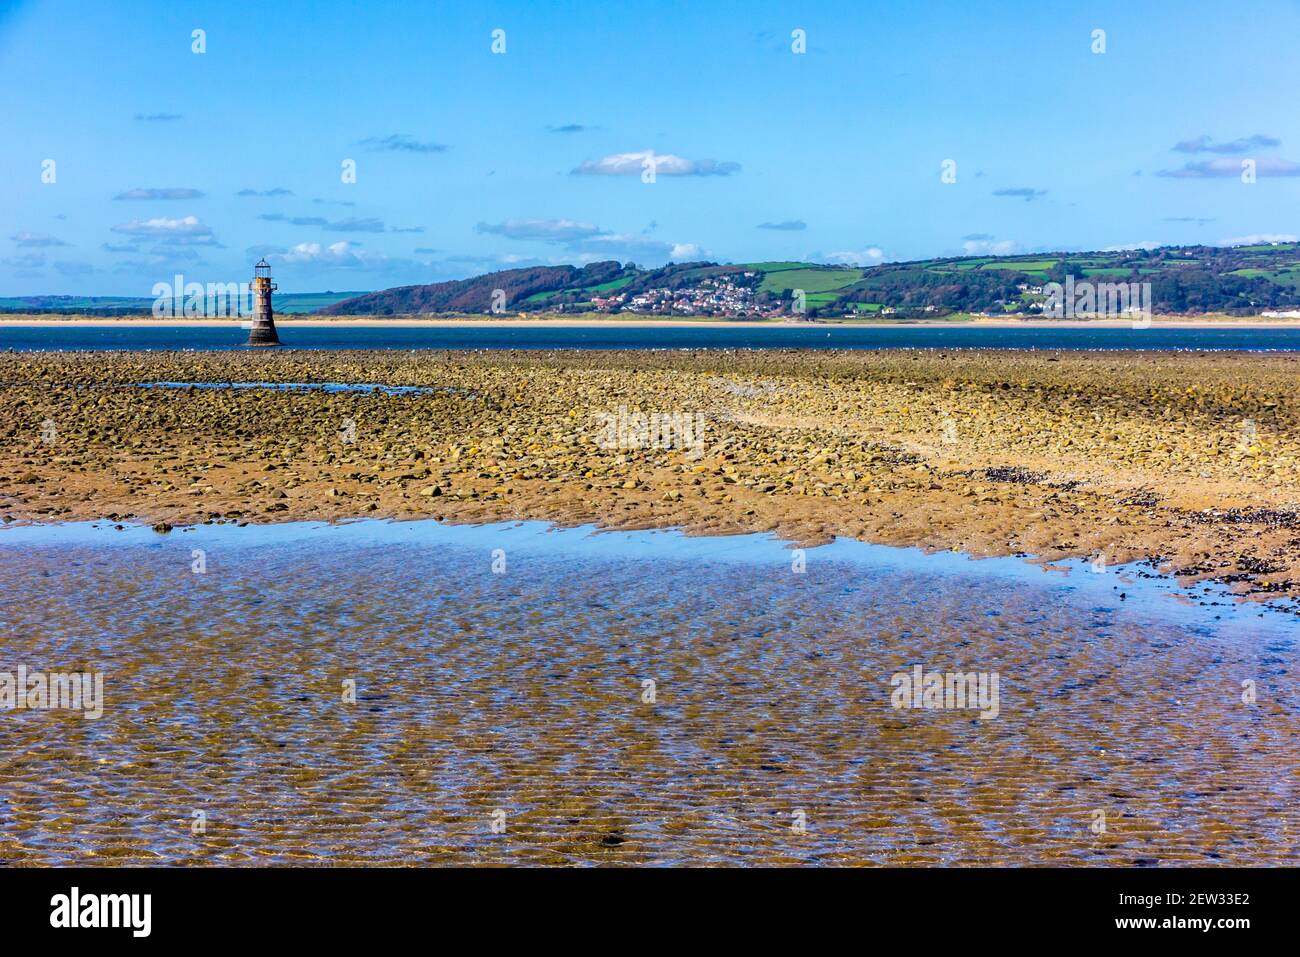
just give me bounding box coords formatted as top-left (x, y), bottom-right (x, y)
top-left (0, 520), bottom-right (1295, 866)
top-left (7, 323), bottom-right (1300, 351)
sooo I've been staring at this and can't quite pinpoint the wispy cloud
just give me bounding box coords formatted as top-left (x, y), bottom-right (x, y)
top-left (1100, 241), bottom-right (1163, 252)
top-left (261, 214), bottom-right (328, 227)
top-left (476, 218), bottom-right (605, 242)
top-left (358, 134), bottom-right (448, 153)
top-left (445, 252), bottom-right (541, 267)
top-left (111, 215), bottom-right (218, 245)
top-left (134, 112), bottom-right (182, 122)
top-left (2, 253), bottom-right (47, 269)
top-left (1163, 216), bottom-right (1216, 225)
top-left (260, 213), bottom-right (385, 232)
top-left (992, 187), bottom-right (1046, 201)
top-left (757, 220), bottom-right (806, 231)
top-left (327, 217), bottom-right (385, 233)
top-left (962, 238), bottom-right (1018, 255)
top-left (572, 150), bottom-right (740, 177)
top-left (245, 244), bottom-right (286, 259)
top-left (1219, 233), bottom-right (1298, 246)
top-left (567, 234), bottom-right (705, 261)
top-left (472, 217), bottom-right (703, 264)
top-left (547, 123), bottom-right (591, 133)
top-left (237, 187), bottom-right (294, 197)
top-left (114, 187), bottom-right (205, 200)
top-left (112, 246), bottom-right (209, 273)
top-left (1158, 157), bottom-right (1300, 178)
top-left (10, 232), bottom-right (69, 248)
top-left (1173, 134), bottom-right (1279, 155)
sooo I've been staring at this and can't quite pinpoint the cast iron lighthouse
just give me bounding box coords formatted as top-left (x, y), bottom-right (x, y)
top-left (246, 258), bottom-right (281, 346)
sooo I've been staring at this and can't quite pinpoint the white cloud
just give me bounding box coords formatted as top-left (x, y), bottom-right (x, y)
top-left (572, 150), bottom-right (739, 177)
top-left (825, 248), bottom-right (884, 266)
top-left (111, 215), bottom-right (217, 245)
top-left (272, 241), bottom-right (384, 267)
top-left (267, 241), bottom-right (439, 278)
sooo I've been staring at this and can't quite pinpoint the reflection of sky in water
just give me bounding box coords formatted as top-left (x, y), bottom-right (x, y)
top-left (4, 519), bottom-right (1294, 640)
top-left (0, 519), bottom-right (1295, 865)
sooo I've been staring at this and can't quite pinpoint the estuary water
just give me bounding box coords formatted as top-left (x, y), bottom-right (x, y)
top-left (0, 519), bottom-right (1295, 866)
top-left (5, 323), bottom-right (1300, 351)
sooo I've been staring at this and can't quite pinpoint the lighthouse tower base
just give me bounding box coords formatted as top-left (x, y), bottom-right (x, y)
top-left (246, 318), bottom-right (281, 347)
top-left (247, 258), bottom-right (281, 346)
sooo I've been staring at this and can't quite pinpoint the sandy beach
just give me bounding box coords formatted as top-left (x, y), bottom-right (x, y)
top-left (2, 347), bottom-right (1298, 608)
top-left (3, 314), bottom-right (1300, 328)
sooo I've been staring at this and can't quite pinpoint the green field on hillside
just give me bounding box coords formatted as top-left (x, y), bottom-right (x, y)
top-left (977, 260), bottom-right (1059, 272)
top-left (739, 261), bottom-right (809, 273)
top-left (583, 275), bottom-right (635, 294)
top-left (758, 267), bottom-right (864, 295)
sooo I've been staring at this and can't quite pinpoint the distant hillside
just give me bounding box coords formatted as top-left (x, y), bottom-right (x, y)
top-left (842, 245), bottom-right (1300, 316)
top-left (13, 243), bottom-right (1300, 319)
top-left (318, 261), bottom-right (633, 315)
top-left (320, 243), bottom-right (1300, 318)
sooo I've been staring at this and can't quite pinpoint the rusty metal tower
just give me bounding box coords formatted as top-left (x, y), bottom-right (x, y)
top-left (246, 258), bottom-right (281, 346)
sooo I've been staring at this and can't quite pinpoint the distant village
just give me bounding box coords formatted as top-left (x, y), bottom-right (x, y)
top-left (571, 274), bottom-right (1144, 320)
top-left (582, 272), bottom-right (943, 319)
top-left (588, 272), bottom-right (789, 318)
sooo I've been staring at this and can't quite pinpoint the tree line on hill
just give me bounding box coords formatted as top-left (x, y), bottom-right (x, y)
top-left (315, 243), bottom-right (1300, 316)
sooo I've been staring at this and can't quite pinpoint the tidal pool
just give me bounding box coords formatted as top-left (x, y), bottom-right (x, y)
top-left (0, 520), bottom-right (1296, 866)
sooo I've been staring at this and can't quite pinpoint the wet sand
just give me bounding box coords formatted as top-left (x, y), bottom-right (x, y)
top-left (1, 521), bottom-right (1295, 865)
top-left (2, 349), bottom-right (1299, 607)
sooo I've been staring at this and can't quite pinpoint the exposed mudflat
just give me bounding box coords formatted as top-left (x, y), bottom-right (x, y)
top-left (2, 349), bottom-right (1299, 607)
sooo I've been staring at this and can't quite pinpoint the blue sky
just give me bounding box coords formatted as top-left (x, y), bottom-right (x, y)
top-left (4, 0), bottom-right (1300, 295)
